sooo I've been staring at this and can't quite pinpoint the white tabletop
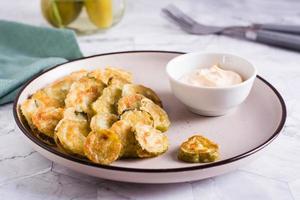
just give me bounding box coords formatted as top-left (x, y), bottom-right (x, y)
top-left (0, 0), bottom-right (300, 199)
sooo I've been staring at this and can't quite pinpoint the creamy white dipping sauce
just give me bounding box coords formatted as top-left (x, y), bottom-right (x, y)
top-left (180, 65), bottom-right (243, 87)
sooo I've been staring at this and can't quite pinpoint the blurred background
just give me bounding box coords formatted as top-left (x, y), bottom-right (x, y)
top-left (1, 0), bottom-right (299, 55)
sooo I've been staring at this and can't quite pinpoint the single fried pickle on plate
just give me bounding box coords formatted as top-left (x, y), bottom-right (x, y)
top-left (110, 120), bottom-right (137, 158)
top-left (65, 73), bottom-right (105, 114)
top-left (102, 67), bottom-right (133, 85)
top-left (121, 110), bottom-right (153, 127)
top-left (84, 129), bottom-right (122, 165)
top-left (178, 135), bottom-right (219, 163)
top-left (92, 85), bottom-right (122, 114)
top-left (140, 98), bottom-right (170, 132)
top-left (31, 107), bottom-right (64, 138)
top-left (117, 94), bottom-right (144, 115)
top-left (90, 113), bottom-right (118, 131)
top-left (122, 84), bottom-right (162, 107)
top-left (54, 108), bottom-right (90, 156)
top-left (134, 124), bottom-right (168, 158)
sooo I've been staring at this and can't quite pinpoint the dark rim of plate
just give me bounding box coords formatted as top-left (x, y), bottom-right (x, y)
top-left (13, 50), bottom-right (287, 173)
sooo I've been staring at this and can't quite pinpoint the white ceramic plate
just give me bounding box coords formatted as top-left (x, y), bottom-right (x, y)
top-left (14, 51), bottom-right (286, 183)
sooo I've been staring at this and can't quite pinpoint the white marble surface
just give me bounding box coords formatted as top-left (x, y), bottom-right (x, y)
top-left (1, 0), bottom-right (300, 199)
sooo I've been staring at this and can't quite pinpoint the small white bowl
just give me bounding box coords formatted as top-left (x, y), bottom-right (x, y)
top-left (166, 52), bottom-right (257, 116)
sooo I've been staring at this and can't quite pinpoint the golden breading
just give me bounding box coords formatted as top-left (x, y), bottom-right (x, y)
top-left (134, 124), bottom-right (168, 158)
top-left (122, 84), bottom-right (162, 107)
top-left (91, 85), bottom-right (122, 114)
top-left (90, 113), bottom-right (118, 131)
top-left (43, 70), bottom-right (88, 105)
top-left (54, 119), bottom-right (90, 156)
top-left (121, 110), bottom-right (153, 127)
top-left (110, 120), bottom-right (137, 157)
top-left (54, 108), bottom-right (90, 156)
top-left (103, 67), bottom-right (133, 84)
top-left (31, 89), bottom-right (62, 108)
top-left (108, 77), bottom-right (131, 88)
top-left (84, 129), bottom-right (122, 165)
top-left (117, 94), bottom-right (144, 115)
top-left (20, 98), bottom-right (38, 130)
top-left (86, 69), bottom-right (103, 81)
top-left (20, 90), bottom-right (62, 130)
top-left (31, 107), bottom-right (64, 138)
top-left (62, 107), bottom-right (88, 122)
top-left (65, 75), bottom-right (105, 114)
top-left (178, 135), bottom-right (219, 163)
top-left (140, 98), bottom-right (170, 132)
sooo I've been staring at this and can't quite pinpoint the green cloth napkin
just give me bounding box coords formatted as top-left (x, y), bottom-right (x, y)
top-left (0, 20), bottom-right (83, 105)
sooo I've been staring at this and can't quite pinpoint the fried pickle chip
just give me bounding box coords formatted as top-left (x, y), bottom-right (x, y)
top-left (134, 124), bottom-right (168, 158)
top-left (31, 107), bottom-right (64, 138)
top-left (90, 113), bottom-right (118, 131)
top-left (91, 85), bottom-right (122, 114)
top-left (86, 69), bottom-right (103, 81)
top-left (108, 77), bottom-right (131, 88)
top-left (20, 90), bottom-right (62, 130)
top-left (110, 120), bottom-right (137, 157)
top-left (43, 70), bottom-right (88, 104)
top-left (84, 129), bottom-right (122, 165)
top-left (121, 110), bottom-right (153, 127)
top-left (54, 119), bottom-right (90, 156)
top-left (65, 74), bottom-right (105, 114)
top-left (178, 135), bottom-right (219, 163)
top-left (103, 67), bottom-right (133, 84)
top-left (63, 107), bottom-right (88, 122)
top-left (20, 98), bottom-right (39, 130)
top-left (122, 84), bottom-right (162, 107)
top-left (117, 94), bottom-right (144, 115)
top-left (32, 89), bottom-right (62, 108)
top-left (140, 98), bottom-right (170, 132)
top-left (54, 108), bottom-right (90, 156)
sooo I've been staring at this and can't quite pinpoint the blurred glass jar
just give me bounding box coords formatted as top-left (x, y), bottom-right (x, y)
top-left (41, 0), bottom-right (125, 34)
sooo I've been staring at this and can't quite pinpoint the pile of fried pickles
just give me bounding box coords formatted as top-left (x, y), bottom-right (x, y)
top-left (21, 67), bottom-right (170, 165)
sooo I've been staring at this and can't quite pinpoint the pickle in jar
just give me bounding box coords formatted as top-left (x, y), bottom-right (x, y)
top-left (41, 0), bottom-right (83, 28)
top-left (85, 0), bottom-right (113, 28)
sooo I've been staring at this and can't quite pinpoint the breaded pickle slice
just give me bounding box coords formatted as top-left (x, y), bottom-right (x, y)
top-left (31, 107), bottom-right (64, 138)
top-left (110, 120), bottom-right (137, 157)
top-left (20, 98), bottom-right (39, 130)
top-left (102, 67), bottom-right (133, 85)
top-left (108, 77), bottom-right (131, 88)
top-left (122, 84), bottom-right (162, 107)
top-left (140, 98), bottom-right (170, 132)
top-left (54, 108), bottom-right (90, 156)
top-left (43, 70), bottom-right (87, 105)
top-left (55, 119), bottom-right (90, 156)
top-left (20, 90), bottom-right (62, 129)
top-left (63, 107), bottom-right (88, 122)
top-left (178, 135), bottom-right (219, 163)
top-left (84, 129), bottom-right (122, 165)
top-left (92, 85), bottom-right (122, 114)
top-left (31, 89), bottom-right (62, 108)
top-left (90, 113), bottom-right (118, 131)
top-left (121, 110), bottom-right (153, 127)
top-left (65, 74), bottom-right (105, 114)
top-left (117, 94), bottom-right (144, 115)
top-left (134, 124), bottom-right (168, 158)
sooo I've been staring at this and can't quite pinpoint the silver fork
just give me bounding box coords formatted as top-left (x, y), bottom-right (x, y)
top-left (162, 5), bottom-right (300, 51)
